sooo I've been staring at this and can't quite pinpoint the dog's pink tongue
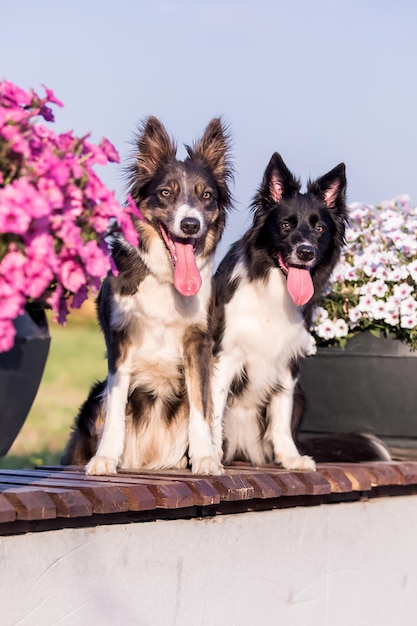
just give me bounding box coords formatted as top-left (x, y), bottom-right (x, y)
top-left (286, 267), bottom-right (314, 306)
top-left (173, 241), bottom-right (202, 296)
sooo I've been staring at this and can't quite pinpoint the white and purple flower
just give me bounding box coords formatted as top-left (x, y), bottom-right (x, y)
top-left (311, 195), bottom-right (417, 349)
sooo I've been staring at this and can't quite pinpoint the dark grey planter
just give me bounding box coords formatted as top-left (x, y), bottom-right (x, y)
top-left (299, 332), bottom-right (417, 445)
top-left (0, 306), bottom-right (50, 456)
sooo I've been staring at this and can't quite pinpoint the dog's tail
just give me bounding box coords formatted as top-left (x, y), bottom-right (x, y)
top-left (61, 379), bottom-right (106, 466)
top-left (296, 432), bottom-right (391, 463)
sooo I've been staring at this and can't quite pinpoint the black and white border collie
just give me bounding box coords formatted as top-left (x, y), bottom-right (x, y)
top-left (62, 116), bottom-right (233, 475)
top-left (211, 152), bottom-right (348, 470)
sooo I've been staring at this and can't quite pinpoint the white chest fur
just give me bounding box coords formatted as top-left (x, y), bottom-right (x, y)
top-left (222, 264), bottom-right (311, 378)
top-left (110, 259), bottom-right (213, 391)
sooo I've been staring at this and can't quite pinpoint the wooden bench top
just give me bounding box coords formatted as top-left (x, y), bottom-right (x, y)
top-left (1, 461), bottom-right (417, 534)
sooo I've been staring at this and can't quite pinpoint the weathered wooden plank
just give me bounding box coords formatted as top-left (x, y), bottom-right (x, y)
top-left (265, 471), bottom-right (307, 496)
top-left (0, 470), bottom-right (155, 513)
top-left (388, 461), bottom-right (417, 485)
top-left (120, 471), bottom-right (220, 506)
top-left (360, 462), bottom-right (405, 487)
top-left (42, 473), bottom-right (157, 512)
top-left (208, 474), bottom-right (254, 501)
top-left (0, 472), bottom-right (129, 515)
top-left (218, 464), bottom-right (282, 499)
top-left (239, 473), bottom-right (283, 499)
top-left (0, 486), bottom-right (56, 521)
top-left (63, 472), bottom-right (194, 510)
top-left (41, 488), bottom-right (93, 518)
top-left (0, 493), bottom-right (17, 523)
top-left (316, 466), bottom-right (353, 493)
top-left (48, 467), bottom-right (254, 507)
top-left (290, 471), bottom-right (331, 496)
top-left (319, 464), bottom-right (373, 491)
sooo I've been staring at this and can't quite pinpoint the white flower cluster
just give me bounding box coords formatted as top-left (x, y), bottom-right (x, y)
top-left (312, 196), bottom-right (417, 347)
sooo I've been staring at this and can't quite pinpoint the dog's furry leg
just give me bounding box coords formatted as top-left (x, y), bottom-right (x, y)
top-left (183, 326), bottom-right (222, 475)
top-left (210, 355), bottom-right (237, 462)
top-left (266, 370), bottom-right (316, 471)
top-left (86, 350), bottom-right (133, 475)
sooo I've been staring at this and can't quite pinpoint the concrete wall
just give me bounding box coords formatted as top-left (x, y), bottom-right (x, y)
top-left (1, 496), bottom-right (416, 625)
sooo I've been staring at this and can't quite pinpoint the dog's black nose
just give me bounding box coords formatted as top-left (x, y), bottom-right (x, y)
top-left (296, 244), bottom-right (315, 262)
top-left (180, 217), bottom-right (200, 235)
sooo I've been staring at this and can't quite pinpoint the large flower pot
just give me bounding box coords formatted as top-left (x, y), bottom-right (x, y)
top-left (299, 332), bottom-right (417, 456)
top-left (0, 307), bottom-right (50, 456)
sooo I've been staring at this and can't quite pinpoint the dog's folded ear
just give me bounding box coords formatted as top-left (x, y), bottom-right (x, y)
top-left (135, 116), bottom-right (177, 181)
top-left (307, 163), bottom-right (347, 210)
top-left (186, 118), bottom-right (234, 192)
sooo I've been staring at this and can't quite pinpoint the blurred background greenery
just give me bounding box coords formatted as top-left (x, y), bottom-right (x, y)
top-left (0, 301), bottom-right (106, 469)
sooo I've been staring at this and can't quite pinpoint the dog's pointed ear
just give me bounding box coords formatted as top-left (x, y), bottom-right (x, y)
top-left (187, 118), bottom-right (234, 184)
top-left (308, 163), bottom-right (347, 209)
top-left (136, 116), bottom-right (177, 179)
top-left (259, 152), bottom-right (300, 204)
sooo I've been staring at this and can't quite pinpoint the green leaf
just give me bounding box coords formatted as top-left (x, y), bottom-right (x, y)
top-left (369, 328), bottom-right (381, 339)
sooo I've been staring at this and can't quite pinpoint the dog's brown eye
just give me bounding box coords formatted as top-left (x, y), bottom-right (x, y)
top-left (160, 189), bottom-right (171, 198)
top-left (316, 224), bottom-right (325, 233)
top-left (202, 191), bottom-right (212, 200)
top-left (281, 221), bottom-right (291, 231)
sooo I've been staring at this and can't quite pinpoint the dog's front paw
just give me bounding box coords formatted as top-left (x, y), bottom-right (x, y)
top-left (280, 455), bottom-right (316, 471)
top-left (86, 455), bottom-right (118, 475)
top-left (192, 456), bottom-right (224, 475)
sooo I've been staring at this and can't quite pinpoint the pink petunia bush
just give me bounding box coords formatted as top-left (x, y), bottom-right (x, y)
top-left (311, 196), bottom-right (417, 350)
top-left (0, 80), bottom-right (139, 352)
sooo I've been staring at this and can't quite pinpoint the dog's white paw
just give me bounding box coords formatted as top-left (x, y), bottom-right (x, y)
top-left (86, 455), bottom-right (118, 475)
top-left (192, 456), bottom-right (224, 475)
top-left (280, 455), bottom-right (316, 471)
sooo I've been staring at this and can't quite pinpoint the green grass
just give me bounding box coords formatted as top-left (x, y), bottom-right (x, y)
top-left (0, 308), bottom-right (106, 469)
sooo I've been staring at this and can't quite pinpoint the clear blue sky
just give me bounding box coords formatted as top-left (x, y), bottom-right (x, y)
top-left (2, 0), bottom-right (417, 259)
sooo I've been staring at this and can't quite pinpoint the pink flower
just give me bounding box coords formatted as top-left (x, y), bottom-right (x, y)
top-left (48, 159), bottom-right (71, 187)
top-left (24, 259), bottom-right (54, 299)
top-left (64, 184), bottom-right (83, 216)
top-left (126, 194), bottom-right (141, 219)
top-left (37, 177), bottom-right (64, 209)
top-left (0, 79), bottom-right (140, 351)
top-left (0, 189), bottom-right (32, 234)
top-left (46, 283), bottom-right (69, 324)
top-left (84, 170), bottom-right (111, 202)
top-left (59, 257), bottom-right (85, 292)
top-left (0, 80), bottom-right (32, 107)
top-left (39, 105), bottom-right (55, 122)
top-left (99, 137), bottom-right (120, 163)
top-left (82, 140), bottom-right (108, 166)
top-left (0, 318), bottom-right (16, 353)
top-left (25, 230), bottom-right (55, 262)
top-left (1, 124), bottom-right (30, 158)
top-left (82, 240), bottom-right (110, 277)
top-left (41, 85), bottom-right (63, 108)
top-left (52, 216), bottom-right (83, 250)
top-left (0, 277), bottom-right (25, 320)
top-left (71, 284), bottom-right (89, 309)
top-left (0, 249), bottom-right (27, 292)
top-left (118, 209), bottom-right (139, 247)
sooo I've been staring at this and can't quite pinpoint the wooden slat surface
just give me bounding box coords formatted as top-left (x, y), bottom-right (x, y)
top-left (0, 461), bottom-right (416, 531)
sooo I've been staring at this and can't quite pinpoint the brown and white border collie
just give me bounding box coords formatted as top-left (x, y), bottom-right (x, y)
top-left (62, 116), bottom-right (233, 475)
